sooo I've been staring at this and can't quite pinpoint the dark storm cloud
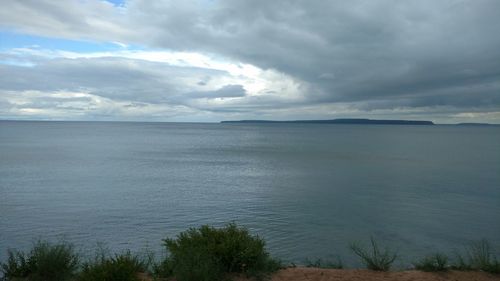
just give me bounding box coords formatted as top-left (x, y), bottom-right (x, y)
top-left (1, 0), bottom-right (500, 121)
top-left (129, 0), bottom-right (500, 109)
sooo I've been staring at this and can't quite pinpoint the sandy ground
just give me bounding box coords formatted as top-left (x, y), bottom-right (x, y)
top-left (143, 267), bottom-right (500, 281)
top-left (266, 267), bottom-right (500, 281)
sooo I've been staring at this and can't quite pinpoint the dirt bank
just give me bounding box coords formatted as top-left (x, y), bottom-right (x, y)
top-left (265, 267), bottom-right (500, 281)
top-left (146, 267), bottom-right (500, 281)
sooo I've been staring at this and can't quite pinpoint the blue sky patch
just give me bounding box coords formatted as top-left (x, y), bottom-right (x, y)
top-left (105, 0), bottom-right (126, 7)
top-left (0, 30), bottom-right (142, 53)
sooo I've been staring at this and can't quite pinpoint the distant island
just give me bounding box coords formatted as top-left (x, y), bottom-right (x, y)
top-left (456, 123), bottom-right (499, 126)
top-left (221, 118), bottom-right (434, 125)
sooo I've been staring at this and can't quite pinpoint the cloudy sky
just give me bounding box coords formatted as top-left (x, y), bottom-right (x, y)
top-left (1, 0), bottom-right (499, 123)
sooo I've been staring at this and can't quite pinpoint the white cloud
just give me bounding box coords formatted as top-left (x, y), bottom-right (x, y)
top-left (0, 46), bottom-right (311, 120)
top-left (0, 0), bottom-right (132, 42)
top-left (1, 0), bottom-right (500, 122)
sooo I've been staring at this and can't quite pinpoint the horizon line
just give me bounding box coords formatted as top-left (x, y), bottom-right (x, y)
top-left (1, 118), bottom-right (499, 126)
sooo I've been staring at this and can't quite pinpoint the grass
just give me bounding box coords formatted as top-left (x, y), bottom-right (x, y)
top-left (79, 251), bottom-right (147, 281)
top-left (349, 237), bottom-right (397, 271)
top-left (1, 240), bottom-right (79, 281)
top-left (452, 239), bottom-right (500, 274)
top-left (304, 258), bottom-right (343, 269)
top-left (1, 250), bottom-right (31, 280)
top-left (414, 253), bottom-right (449, 272)
top-left (157, 223), bottom-right (281, 281)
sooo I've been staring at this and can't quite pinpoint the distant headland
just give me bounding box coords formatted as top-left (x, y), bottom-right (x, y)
top-left (221, 118), bottom-right (435, 125)
top-left (455, 122), bottom-right (499, 126)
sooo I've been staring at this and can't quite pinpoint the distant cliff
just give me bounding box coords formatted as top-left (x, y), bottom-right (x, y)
top-left (221, 118), bottom-right (434, 125)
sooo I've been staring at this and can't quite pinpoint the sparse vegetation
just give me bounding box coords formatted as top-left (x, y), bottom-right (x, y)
top-left (349, 237), bottom-right (397, 271)
top-left (414, 253), bottom-right (449, 272)
top-left (1, 240), bottom-right (79, 281)
top-left (304, 258), bottom-right (343, 269)
top-left (157, 223), bottom-right (281, 281)
top-left (2, 230), bottom-right (499, 281)
top-left (78, 251), bottom-right (147, 281)
top-left (452, 239), bottom-right (500, 274)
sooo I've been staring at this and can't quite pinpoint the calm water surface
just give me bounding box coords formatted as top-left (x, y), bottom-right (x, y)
top-left (1, 121), bottom-right (499, 266)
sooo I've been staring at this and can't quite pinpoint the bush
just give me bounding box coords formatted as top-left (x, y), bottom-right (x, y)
top-left (414, 253), bottom-right (448, 272)
top-left (453, 240), bottom-right (500, 274)
top-left (349, 237), bottom-right (397, 271)
top-left (160, 223), bottom-right (281, 281)
top-left (304, 258), bottom-right (343, 269)
top-left (486, 261), bottom-right (500, 274)
top-left (152, 257), bottom-right (174, 279)
top-left (1, 250), bottom-right (31, 280)
top-left (1, 240), bottom-right (79, 281)
top-left (78, 251), bottom-right (146, 281)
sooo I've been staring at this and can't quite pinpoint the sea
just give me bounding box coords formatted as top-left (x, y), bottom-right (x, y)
top-left (1, 121), bottom-right (499, 267)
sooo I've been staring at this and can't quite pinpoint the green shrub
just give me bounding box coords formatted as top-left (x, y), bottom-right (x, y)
top-left (304, 258), bottom-right (343, 269)
top-left (488, 261), bottom-right (500, 274)
top-left (414, 253), bottom-right (448, 272)
top-left (349, 237), bottom-right (397, 271)
top-left (1, 249), bottom-right (32, 280)
top-left (484, 261), bottom-right (500, 274)
top-left (152, 257), bottom-right (174, 279)
top-left (78, 251), bottom-right (146, 281)
top-left (1, 240), bottom-right (79, 281)
top-left (453, 240), bottom-right (500, 274)
top-left (161, 223), bottom-right (281, 281)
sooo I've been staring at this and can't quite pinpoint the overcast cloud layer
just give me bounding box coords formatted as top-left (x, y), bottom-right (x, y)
top-left (1, 0), bottom-right (500, 123)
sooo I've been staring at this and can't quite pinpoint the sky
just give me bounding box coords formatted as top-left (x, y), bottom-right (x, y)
top-left (1, 0), bottom-right (499, 123)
